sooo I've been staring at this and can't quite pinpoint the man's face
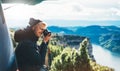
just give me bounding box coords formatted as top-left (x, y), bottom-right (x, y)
top-left (33, 22), bottom-right (46, 37)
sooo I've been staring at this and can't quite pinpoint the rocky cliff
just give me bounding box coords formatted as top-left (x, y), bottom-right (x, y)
top-left (50, 34), bottom-right (95, 61)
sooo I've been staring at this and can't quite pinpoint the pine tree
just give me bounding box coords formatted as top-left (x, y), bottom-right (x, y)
top-left (79, 38), bottom-right (91, 71)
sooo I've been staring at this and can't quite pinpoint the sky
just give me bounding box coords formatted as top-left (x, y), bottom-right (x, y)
top-left (2, 0), bottom-right (120, 27)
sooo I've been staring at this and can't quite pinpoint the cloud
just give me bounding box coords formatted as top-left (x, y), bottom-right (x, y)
top-left (1, 0), bottom-right (120, 27)
top-left (33, 0), bottom-right (120, 20)
top-left (2, 0), bottom-right (120, 20)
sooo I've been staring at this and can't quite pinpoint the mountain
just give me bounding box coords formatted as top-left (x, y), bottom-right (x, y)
top-left (75, 25), bottom-right (111, 44)
top-left (48, 26), bottom-right (74, 34)
top-left (105, 26), bottom-right (120, 32)
top-left (99, 32), bottom-right (120, 53)
top-left (48, 25), bottom-right (120, 53)
top-left (48, 25), bottom-right (120, 43)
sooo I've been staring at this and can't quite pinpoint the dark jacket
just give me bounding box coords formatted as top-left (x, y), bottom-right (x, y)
top-left (14, 27), bottom-right (48, 71)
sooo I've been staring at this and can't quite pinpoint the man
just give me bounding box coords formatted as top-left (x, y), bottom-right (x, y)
top-left (14, 18), bottom-right (51, 71)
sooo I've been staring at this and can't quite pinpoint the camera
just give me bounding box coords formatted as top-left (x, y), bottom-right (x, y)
top-left (43, 29), bottom-right (51, 37)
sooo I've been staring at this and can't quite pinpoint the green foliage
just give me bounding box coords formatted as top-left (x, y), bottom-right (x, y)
top-left (50, 47), bottom-right (79, 71)
top-left (49, 44), bottom-right (63, 60)
top-left (50, 38), bottom-right (114, 71)
top-left (90, 61), bottom-right (114, 71)
top-left (79, 38), bottom-right (91, 71)
top-left (9, 29), bottom-right (17, 48)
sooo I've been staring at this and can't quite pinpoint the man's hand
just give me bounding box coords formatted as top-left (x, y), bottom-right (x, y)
top-left (43, 33), bottom-right (51, 43)
top-left (16, 69), bottom-right (19, 71)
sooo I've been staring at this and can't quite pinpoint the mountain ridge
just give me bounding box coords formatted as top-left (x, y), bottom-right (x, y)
top-left (47, 25), bottom-right (120, 53)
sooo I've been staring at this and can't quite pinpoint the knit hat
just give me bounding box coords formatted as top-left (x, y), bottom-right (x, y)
top-left (29, 18), bottom-right (42, 27)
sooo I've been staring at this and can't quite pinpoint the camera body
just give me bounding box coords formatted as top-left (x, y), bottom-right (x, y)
top-left (43, 29), bottom-right (51, 37)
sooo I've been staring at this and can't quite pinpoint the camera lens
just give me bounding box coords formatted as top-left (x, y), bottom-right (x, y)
top-left (43, 29), bottom-right (51, 36)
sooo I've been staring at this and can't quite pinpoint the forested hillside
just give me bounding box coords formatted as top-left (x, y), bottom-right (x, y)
top-left (99, 32), bottom-right (120, 53)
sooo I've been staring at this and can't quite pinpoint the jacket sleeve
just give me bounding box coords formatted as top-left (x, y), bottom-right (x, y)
top-left (38, 41), bottom-right (48, 65)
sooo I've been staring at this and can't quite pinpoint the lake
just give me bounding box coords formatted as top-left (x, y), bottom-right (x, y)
top-left (92, 44), bottom-right (120, 71)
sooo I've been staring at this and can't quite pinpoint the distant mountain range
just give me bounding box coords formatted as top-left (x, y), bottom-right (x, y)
top-left (48, 25), bottom-right (120, 42)
top-left (47, 25), bottom-right (120, 53)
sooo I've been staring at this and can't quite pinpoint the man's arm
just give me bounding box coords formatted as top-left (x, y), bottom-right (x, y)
top-left (38, 41), bottom-right (48, 65)
top-left (38, 33), bottom-right (51, 65)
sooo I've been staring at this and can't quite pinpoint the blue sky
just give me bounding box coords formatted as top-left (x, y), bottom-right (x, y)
top-left (2, 0), bottom-right (120, 27)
